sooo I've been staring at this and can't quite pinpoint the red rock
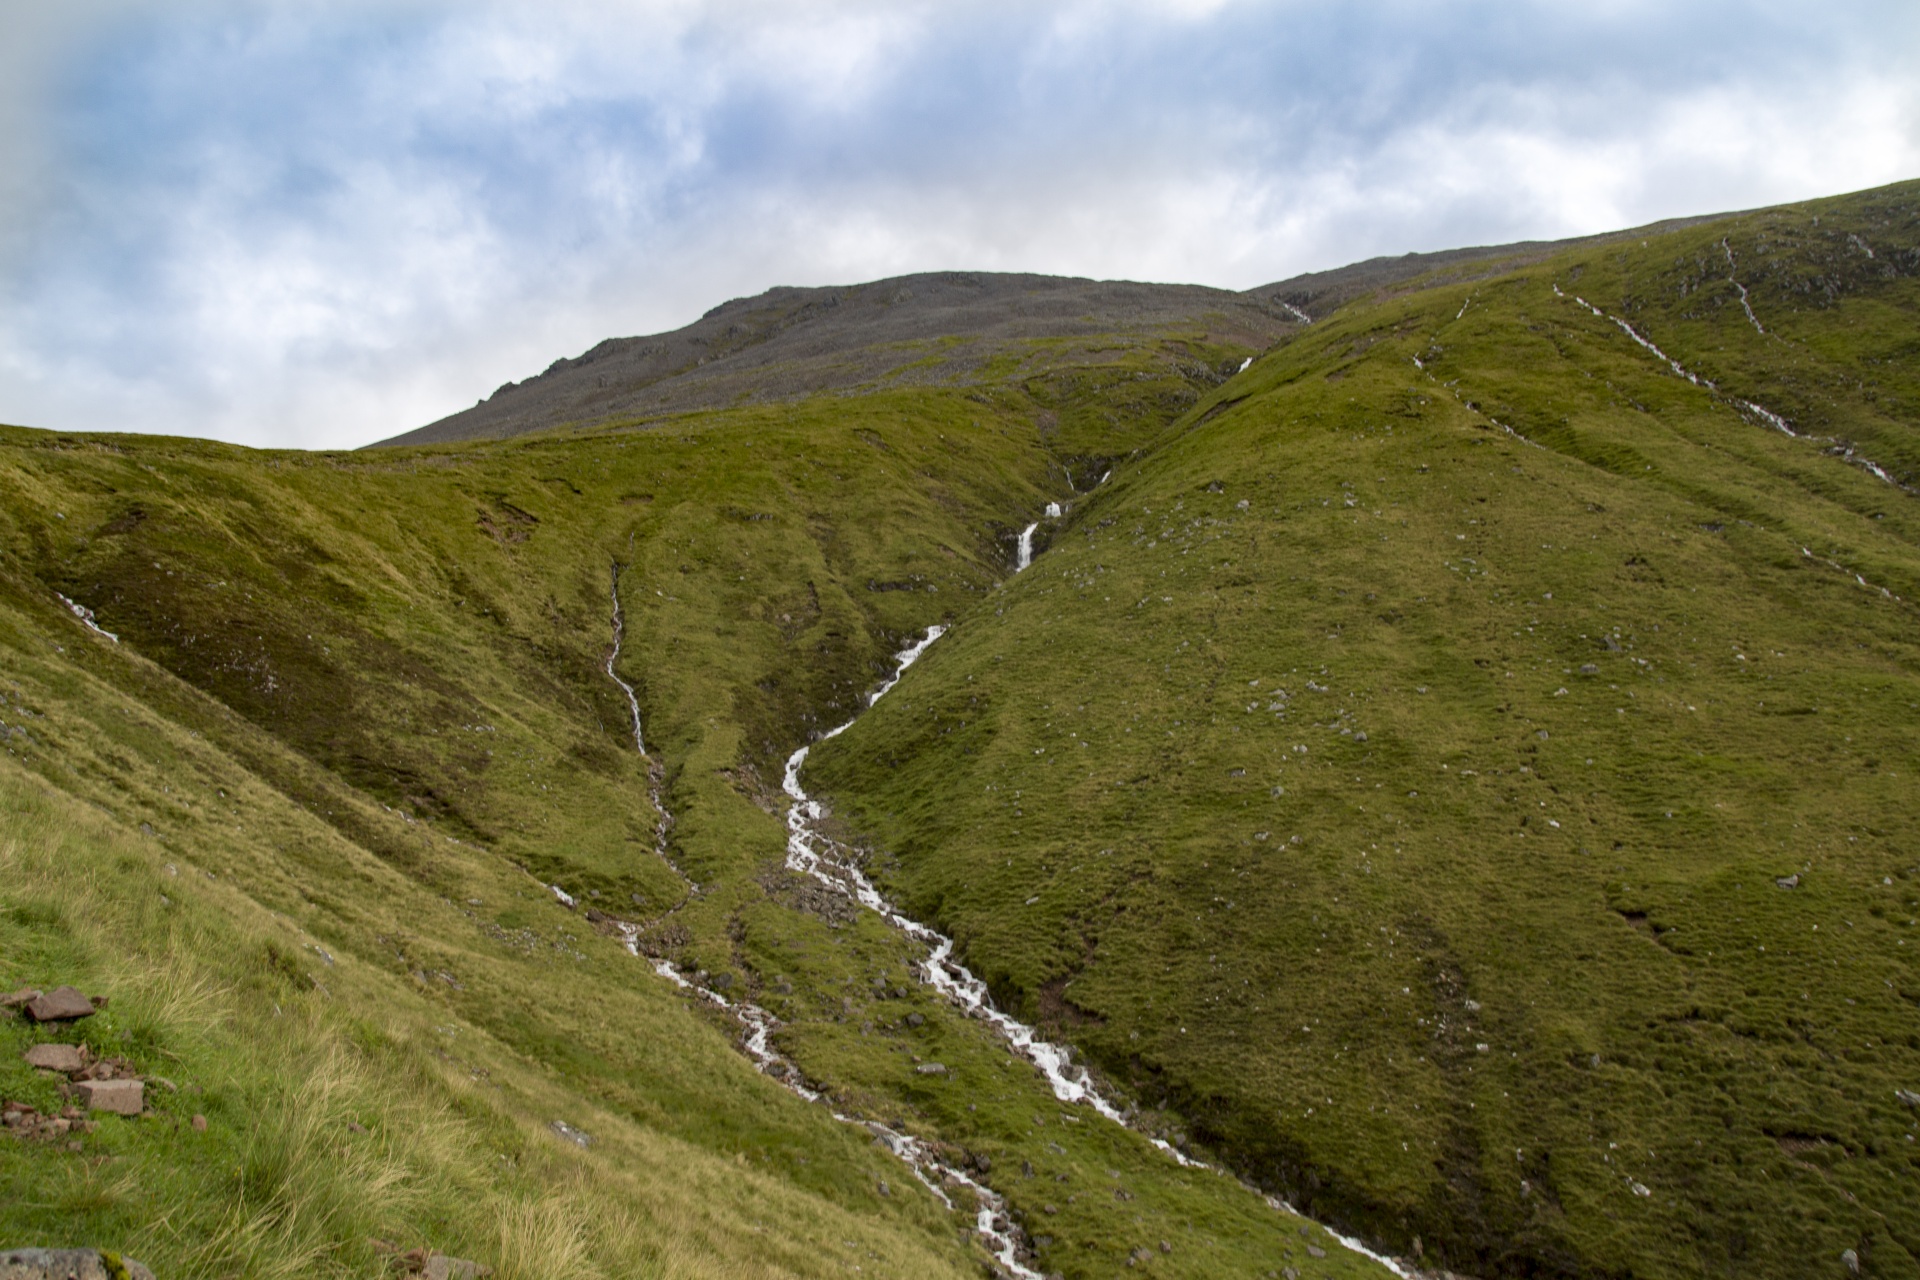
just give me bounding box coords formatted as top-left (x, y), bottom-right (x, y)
top-left (22, 1044), bottom-right (85, 1073)
top-left (191, 1114), bottom-right (207, 1131)
top-left (74, 1079), bottom-right (142, 1116)
top-left (24, 987), bottom-right (95, 1023)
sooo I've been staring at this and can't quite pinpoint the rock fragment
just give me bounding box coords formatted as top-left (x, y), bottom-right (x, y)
top-left (0, 1249), bottom-right (154, 1280)
top-left (1775, 874), bottom-right (1800, 890)
top-left (548, 1119), bottom-right (591, 1147)
top-left (22, 1045), bottom-right (86, 1073)
top-left (23, 988), bottom-right (95, 1023)
top-left (74, 1080), bottom-right (143, 1116)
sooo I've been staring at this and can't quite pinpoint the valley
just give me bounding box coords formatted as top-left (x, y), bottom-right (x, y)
top-left (2, 178), bottom-right (1917, 1279)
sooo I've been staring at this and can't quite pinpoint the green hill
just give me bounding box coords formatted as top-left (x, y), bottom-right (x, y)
top-left (2, 178), bottom-right (1916, 1279)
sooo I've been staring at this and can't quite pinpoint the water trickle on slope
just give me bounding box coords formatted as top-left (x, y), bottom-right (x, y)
top-left (778, 567), bottom-right (1412, 1276)
top-left (604, 562), bottom-right (646, 755)
top-left (1551, 284), bottom-right (1913, 493)
top-left (588, 595), bottom-right (1038, 1275)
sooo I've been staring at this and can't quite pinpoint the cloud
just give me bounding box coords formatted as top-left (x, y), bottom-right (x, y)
top-left (0, 0), bottom-right (1915, 448)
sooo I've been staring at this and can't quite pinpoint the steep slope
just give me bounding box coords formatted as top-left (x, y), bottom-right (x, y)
top-left (0, 394), bottom-right (1051, 1278)
top-left (7, 177), bottom-right (1916, 1280)
top-left (807, 179), bottom-right (1920, 1277)
top-left (4, 351), bottom-right (1391, 1275)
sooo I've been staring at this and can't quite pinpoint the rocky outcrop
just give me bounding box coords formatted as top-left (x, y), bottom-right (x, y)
top-left (0, 1249), bottom-right (155, 1280)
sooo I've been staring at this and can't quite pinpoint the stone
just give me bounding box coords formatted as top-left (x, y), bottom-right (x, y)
top-left (421, 1254), bottom-right (492, 1280)
top-left (24, 988), bottom-right (95, 1023)
top-left (905, 1013), bottom-right (925, 1028)
top-left (914, 1062), bottom-right (948, 1075)
top-left (75, 1079), bottom-right (143, 1116)
top-left (1775, 874), bottom-right (1800, 890)
top-left (1579, 663), bottom-right (1599, 675)
top-left (0, 989), bottom-right (42, 1010)
top-left (191, 1114), bottom-right (207, 1131)
top-left (22, 1044), bottom-right (86, 1073)
top-left (0, 1249), bottom-right (154, 1280)
top-left (1842, 1249), bottom-right (1861, 1275)
top-left (1896, 1088), bottom-right (1920, 1108)
top-left (1306, 1245), bottom-right (1326, 1259)
top-left (548, 1119), bottom-right (591, 1147)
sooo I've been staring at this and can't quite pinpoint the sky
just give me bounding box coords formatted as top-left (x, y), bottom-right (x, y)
top-left (1, 1), bottom-right (1915, 450)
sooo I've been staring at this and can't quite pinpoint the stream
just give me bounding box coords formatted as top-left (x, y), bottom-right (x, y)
top-left (596, 510), bottom-right (1413, 1277)
top-left (1552, 284), bottom-right (1912, 494)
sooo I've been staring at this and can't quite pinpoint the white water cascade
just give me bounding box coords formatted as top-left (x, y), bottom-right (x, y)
top-left (1552, 284), bottom-right (1912, 494)
top-left (592, 508), bottom-right (1410, 1276)
top-left (780, 625), bottom-right (1411, 1277)
top-left (604, 564), bottom-right (646, 755)
top-left (1013, 523), bottom-right (1039, 572)
top-left (590, 594), bottom-right (1039, 1274)
top-left (56, 593), bottom-right (118, 643)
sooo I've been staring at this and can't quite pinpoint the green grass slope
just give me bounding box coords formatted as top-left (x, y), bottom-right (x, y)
top-left (0, 391), bottom-right (1056, 1277)
top-left (4, 336), bottom-right (1385, 1277)
top-left (806, 179), bottom-right (1920, 1277)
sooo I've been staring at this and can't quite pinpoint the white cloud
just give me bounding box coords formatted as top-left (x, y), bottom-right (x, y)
top-left (0, 0), bottom-right (1914, 449)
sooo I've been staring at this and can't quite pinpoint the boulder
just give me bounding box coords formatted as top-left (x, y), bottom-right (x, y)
top-left (0, 1249), bottom-right (154, 1280)
top-left (24, 988), bottom-right (95, 1023)
top-left (1775, 874), bottom-right (1800, 890)
top-left (75, 1079), bottom-right (143, 1116)
top-left (22, 1044), bottom-right (86, 1073)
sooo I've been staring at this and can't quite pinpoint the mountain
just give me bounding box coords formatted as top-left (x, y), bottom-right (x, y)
top-left (385, 209), bottom-right (1726, 450)
top-left (2, 178), bottom-right (1916, 1280)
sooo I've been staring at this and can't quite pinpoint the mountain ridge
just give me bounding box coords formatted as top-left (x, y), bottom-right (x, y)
top-left (381, 208), bottom-right (1738, 450)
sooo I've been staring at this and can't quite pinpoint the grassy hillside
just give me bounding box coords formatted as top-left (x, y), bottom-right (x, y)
top-left (4, 178), bottom-right (1916, 1280)
top-left (2, 341), bottom-right (1384, 1277)
top-left (807, 179), bottom-right (1920, 1277)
